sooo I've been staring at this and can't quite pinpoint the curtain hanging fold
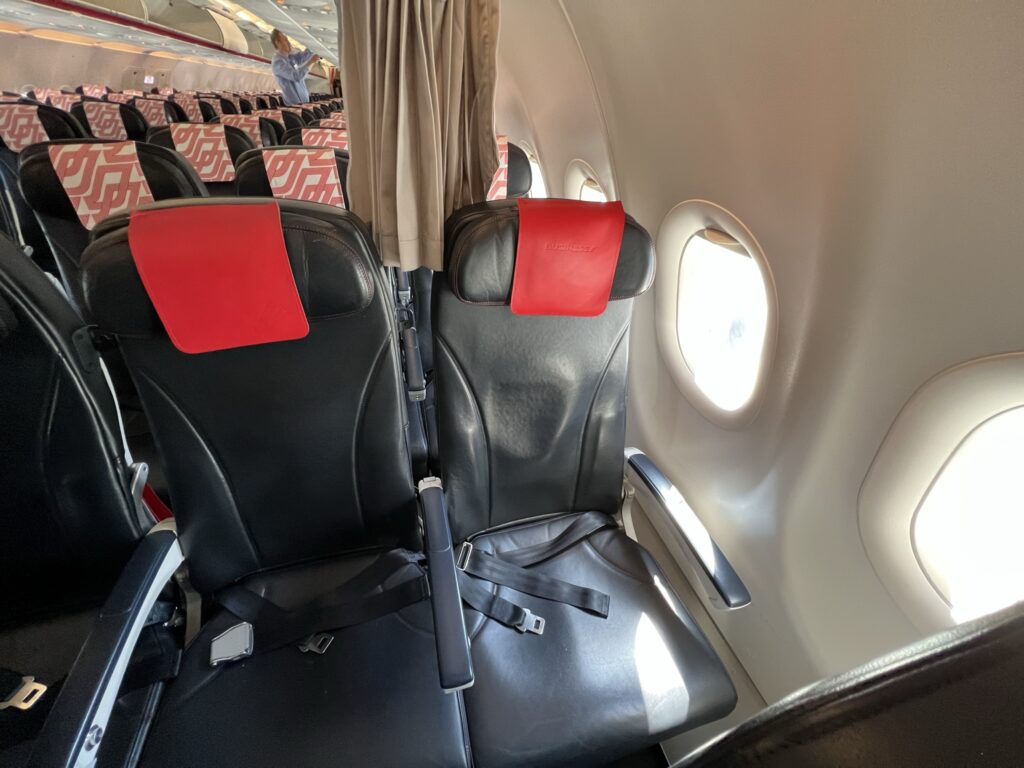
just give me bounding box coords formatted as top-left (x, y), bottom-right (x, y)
top-left (341, 0), bottom-right (500, 271)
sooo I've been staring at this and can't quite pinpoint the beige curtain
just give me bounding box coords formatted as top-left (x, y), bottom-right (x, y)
top-left (340, 0), bottom-right (500, 271)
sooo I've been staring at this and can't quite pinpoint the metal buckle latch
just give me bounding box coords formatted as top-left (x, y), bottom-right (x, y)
top-left (298, 633), bottom-right (334, 655)
top-left (0, 677), bottom-right (47, 711)
top-left (209, 621), bottom-right (254, 667)
top-left (456, 541), bottom-right (473, 571)
top-left (514, 609), bottom-right (546, 635)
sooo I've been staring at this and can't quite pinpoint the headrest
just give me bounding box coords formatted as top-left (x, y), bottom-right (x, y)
top-left (319, 117), bottom-right (347, 129)
top-left (49, 93), bottom-right (80, 112)
top-left (252, 109), bottom-right (284, 125)
top-left (134, 98), bottom-right (168, 127)
top-left (126, 202), bottom-right (308, 353)
top-left (49, 141), bottom-right (155, 229)
top-left (200, 97), bottom-right (223, 117)
top-left (78, 84), bottom-right (108, 99)
top-left (168, 123), bottom-right (236, 182)
top-left (106, 93), bottom-right (133, 104)
top-left (20, 139), bottom-right (207, 229)
top-left (507, 142), bottom-right (531, 198)
top-left (81, 101), bottom-right (127, 140)
top-left (0, 104), bottom-right (48, 152)
top-left (82, 198), bottom-right (377, 341)
top-left (300, 127), bottom-right (348, 150)
top-left (445, 199), bottom-right (654, 312)
top-left (174, 96), bottom-right (203, 123)
top-left (221, 114), bottom-right (263, 147)
top-left (261, 148), bottom-right (346, 208)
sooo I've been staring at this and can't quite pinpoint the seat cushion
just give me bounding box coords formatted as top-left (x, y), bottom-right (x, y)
top-left (462, 514), bottom-right (737, 768)
top-left (140, 553), bottom-right (472, 768)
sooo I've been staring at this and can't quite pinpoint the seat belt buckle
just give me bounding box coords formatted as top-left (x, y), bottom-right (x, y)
top-left (456, 541), bottom-right (473, 571)
top-left (209, 621), bottom-right (254, 667)
top-left (514, 609), bottom-right (545, 636)
top-left (0, 677), bottom-right (47, 711)
top-left (298, 632), bottom-right (334, 655)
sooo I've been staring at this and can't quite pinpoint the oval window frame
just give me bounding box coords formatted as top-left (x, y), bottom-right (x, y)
top-left (565, 158), bottom-right (609, 202)
top-left (655, 200), bottom-right (778, 428)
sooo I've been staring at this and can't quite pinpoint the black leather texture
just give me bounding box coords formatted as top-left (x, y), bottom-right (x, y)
top-left (0, 235), bottom-right (140, 624)
top-left (506, 142), bottom-right (532, 198)
top-left (235, 146), bottom-right (350, 208)
top-left (462, 515), bottom-right (737, 768)
top-left (147, 124), bottom-right (255, 196)
top-left (682, 602), bottom-right (1024, 768)
top-left (18, 139), bottom-right (208, 314)
top-left (444, 199), bottom-right (655, 306)
top-left (80, 198), bottom-right (417, 593)
top-left (140, 554), bottom-right (472, 768)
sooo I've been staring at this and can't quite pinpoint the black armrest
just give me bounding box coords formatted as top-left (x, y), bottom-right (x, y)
top-left (402, 326), bottom-right (427, 402)
top-left (28, 524), bottom-right (184, 768)
top-left (418, 478), bottom-right (475, 692)
top-left (625, 450), bottom-right (751, 609)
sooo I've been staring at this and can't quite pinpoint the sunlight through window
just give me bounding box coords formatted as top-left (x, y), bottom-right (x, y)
top-left (913, 407), bottom-right (1024, 623)
top-left (525, 148), bottom-right (547, 198)
top-left (579, 177), bottom-right (607, 202)
top-left (676, 230), bottom-right (769, 411)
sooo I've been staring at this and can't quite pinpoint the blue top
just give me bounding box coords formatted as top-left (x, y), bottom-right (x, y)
top-left (271, 49), bottom-right (315, 105)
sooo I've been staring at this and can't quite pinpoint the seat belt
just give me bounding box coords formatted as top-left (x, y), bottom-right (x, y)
top-left (0, 668), bottom-right (57, 748)
top-left (457, 511), bottom-right (617, 628)
top-left (210, 550), bottom-right (429, 666)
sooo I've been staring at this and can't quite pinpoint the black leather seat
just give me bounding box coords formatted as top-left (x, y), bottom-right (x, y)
top-left (80, 197), bottom-right (471, 768)
top-left (434, 201), bottom-right (737, 767)
top-left (0, 102), bottom-right (86, 274)
top-left (0, 233), bottom-right (143, 767)
top-left (682, 602), bottom-right (1024, 767)
top-left (18, 139), bottom-right (207, 313)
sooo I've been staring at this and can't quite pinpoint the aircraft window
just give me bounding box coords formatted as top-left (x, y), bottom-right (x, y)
top-left (913, 406), bottom-right (1024, 623)
top-left (578, 177), bottom-right (607, 202)
top-left (677, 229), bottom-right (769, 412)
top-left (523, 145), bottom-right (547, 198)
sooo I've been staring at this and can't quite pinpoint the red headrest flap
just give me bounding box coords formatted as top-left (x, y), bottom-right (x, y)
top-left (510, 198), bottom-right (626, 317)
top-left (128, 203), bottom-right (309, 354)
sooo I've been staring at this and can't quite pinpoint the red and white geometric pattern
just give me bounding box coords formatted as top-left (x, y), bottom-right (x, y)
top-left (158, 87), bottom-right (175, 97)
top-left (279, 107), bottom-right (303, 115)
top-left (48, 141), bottom-right (154, 230)
top-left (106, 93), bottom-right (133, 104)
top-left (219, 93), bottom-right (242, 113)
top-left (221, 115), bottom-right (262, 147)
top-left (175, 97), bottom-right (203, 123)
top-left (135, 99), bottom-right (168, 127)
top-left (252, 109), bottom-right (284, 125)
top-left (486, 134), bottom-right (509, 201)
top-left (262, 148), bottom-right (344, 208)
top-left (80, 84), bottom-right (107, 99)
top-left (0, 95), bottom-right (21, 103)
top-left (34, 87), bottom-right (63, 104)
top-left (169, 124), bottom-right (235, 182)
top-left (301, 128), bottom-right (348, 150)
top-left (200, 98), bottom-right (223, 117)
top-left (319, 116), bottom-right (347, 129)
top-left (50, 94), bottom-right (81, 112)
top-left (124, 90), bottom-right (144, 98)
top-left (0, 105), bottom-right (48, 153)
top-left (83, 102), bottom-right (128, 141)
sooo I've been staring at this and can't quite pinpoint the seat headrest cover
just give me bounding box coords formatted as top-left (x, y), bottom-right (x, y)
top-left (49, 142), bottom-right (155, 230)
top-left (174, 96), bottom-right (203, 123)
top-left (50, 93), bottom-right (80, 111)
top-left (82, 102), bottom-right (127, 140)
top-left (169, 124), bottom-right (235, 182)
top-left (107, 93), bottom-right (133, 104)
top-left (446, 200), bottom-right (654, 308)
top-left (127, 202), bottom-right (309, 353)
top-left (200, 97), bottom-right (223, 117)
top-left (34, 87), bottom-right (62, 104)
top-left (486, 134), bottom-right (508, 201)
top-left (0, 105), bottom-right (47, 152)
top-left (510, 199), bottom-right (626, 316)
top-left (134, 99), bottom-right (168, 127)
top-left (319, 116), bottom-right (347, 129)
top-left (263, 148), bottom-right (345, 208)
top-left (81, 84), bottom-right (107, 99)
top-left (222, 115), bottom-right (263, 147)
top-left (279, 107), bottom-right (303, 115)
top-left (301, 127), bottom-right (348, 150)
top-left (253, 109), bottom-right (284, 124)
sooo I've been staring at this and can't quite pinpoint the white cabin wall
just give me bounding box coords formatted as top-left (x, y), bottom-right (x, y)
top-left (497, 0), bottom-right (1024, 704)
top-left (0, 32), bottom-right (278, 93)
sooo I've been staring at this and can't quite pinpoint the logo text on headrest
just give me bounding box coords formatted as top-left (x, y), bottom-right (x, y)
top-left (543, 241), bottom-right (595, 253)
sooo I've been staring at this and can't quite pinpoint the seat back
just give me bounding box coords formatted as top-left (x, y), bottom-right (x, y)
top-left (80, 198), bottom-right (416, 592)
top-left (283, 126), bottom-right (350, 150)
top-left (19, 139), bottom-right (207, 312)
top-left (71, 99), bottom-right (148, 141)
top-left (220, 114), bottom-right (282, 147)
top-left (132, 97), bottom-right (175, 129)
top-left (0, 234), bottom-right (141, 624)
top-left (434, 200), bottom-right (654, 540)
top-left (236, 146), bottom-right (349, 209)
top-left (684, 603), bottom-right (1024, 767)
top-left (147, 123), bottom-right (254, 195)
top-left (0, 103), bottom-right (86, 273)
